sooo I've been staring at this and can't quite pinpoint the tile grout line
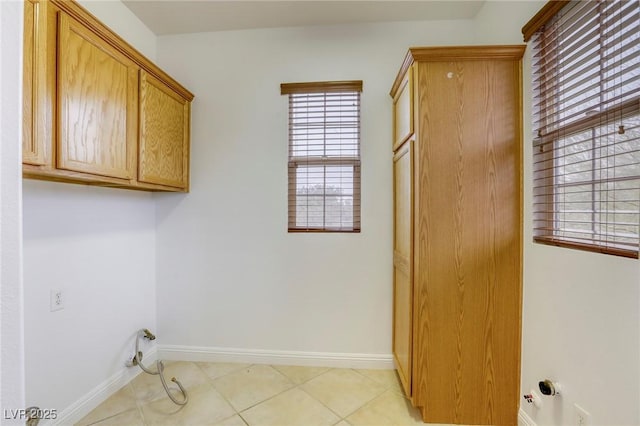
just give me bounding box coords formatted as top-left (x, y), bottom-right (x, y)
top-left (203, 363), bottom-right (302, 425)
top-left (129, 378), bottom-right (153, 426)
top-left (237, 365), bottom-right (343, 425)
top-left (232, 365), bottom-right (347, 425)
top-left (234, 365), bottom-right (395, 425)
top-left (81, 361), bottom-right (404, 426)
top-left (296, 368), bottom-right (394, 423)
top-left (234, 365), bottom-right (298, 417)
top-left (83, 407), bottom-right (136, 426)
top-left (295, 385), bottom-right (346, 421)
top-left (201, 361), bottom-right (254, 425)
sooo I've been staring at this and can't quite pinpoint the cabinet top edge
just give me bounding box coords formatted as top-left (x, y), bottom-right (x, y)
top-left (50, 0), bottom-right (194, 101)
top-left (389, 45), bottom-right (526, 97)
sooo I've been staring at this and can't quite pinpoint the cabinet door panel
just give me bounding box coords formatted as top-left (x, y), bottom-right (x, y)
top-left (393, 140), bottom-right (414, 397)
top-left (393, 67), bottom-right (413, 151)
top-left (417, 59), bottom-right (521, 425)
top-left (23, 0), bottom-right (49, 166)
top-left (57, 12), bottom-right (137, 179)
top-left (138, 70), bottom-right (189, 189)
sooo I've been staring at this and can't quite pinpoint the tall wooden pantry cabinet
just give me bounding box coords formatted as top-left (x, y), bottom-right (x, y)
top-left (391, 45), bottom-right (525, 425)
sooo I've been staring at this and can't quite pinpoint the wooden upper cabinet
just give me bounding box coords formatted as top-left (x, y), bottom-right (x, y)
top-left (57, 12), bottom-right (138, 180)
top-left (22, 0), bottom-right (194, 192)
top-left (138, 71), bottom-right (190, 189)
top-left (392, 66), bottom-right (413, 151)
top-left (22, 0), bottom-right (49, 166)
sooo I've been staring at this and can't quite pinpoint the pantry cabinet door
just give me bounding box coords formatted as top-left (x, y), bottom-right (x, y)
top-left (393, 140), bottom-right (414, 397)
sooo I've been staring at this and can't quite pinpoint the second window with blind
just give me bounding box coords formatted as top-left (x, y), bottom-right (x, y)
top-left (528, 0), bottom-right (640, 257)
top-left (281, 81), bottom-right (362, 232)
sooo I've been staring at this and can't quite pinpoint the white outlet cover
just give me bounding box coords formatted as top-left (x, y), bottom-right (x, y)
top-left (574, 403), bottom-right (591, 426)
top-left (50, 289), bottom-right (64, 312)
top-left (530, 389), bottom-right (542, 408)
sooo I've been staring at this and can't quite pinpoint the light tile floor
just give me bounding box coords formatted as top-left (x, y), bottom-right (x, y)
top-left (75, 361), bottom-right (435, 426)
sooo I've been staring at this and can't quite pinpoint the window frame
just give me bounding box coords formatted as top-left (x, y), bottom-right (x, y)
top-left (281, 81), bottom-right (363, 233)
top-left (525, 0), bottom-right (640, 258)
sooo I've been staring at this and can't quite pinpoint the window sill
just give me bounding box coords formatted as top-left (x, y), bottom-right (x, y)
top-left (533, 236), bottom-right (639, 259)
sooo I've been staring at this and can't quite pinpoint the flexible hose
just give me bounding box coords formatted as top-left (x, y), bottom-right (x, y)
top-left (134, 334), bottom-right (157, 375)
top-left (158, 360), bottom-right (189, 406)
top-left (133, 330), bottom-right (188, 405)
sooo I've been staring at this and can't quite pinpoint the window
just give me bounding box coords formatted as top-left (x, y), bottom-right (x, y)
top-left (525, 0), bottom-right (640, 257)
top-left (281, 81), bottom-right (362, 232)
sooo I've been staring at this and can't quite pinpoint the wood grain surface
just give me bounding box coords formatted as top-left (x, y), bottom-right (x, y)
top-left (23, 0), bottom-right (193, 192)
top-left (57, 12), bottom-right (137, 179)
top-left (138, 71), bottom-right (189, 189)
top-left (23, 0), bottom-right (35, 161)
top-left (412, 59), bottom-right (522, 425)
top-left (50, 0), bottom-right (193, 101)
top-left (22, 0), bottom-right (49, 166)
top-left (390, 46), bottom-right (523, 426)
top-left (392, 68), bottom-right (413, 151)
top-left (392, 140), bottom-right (414, 398)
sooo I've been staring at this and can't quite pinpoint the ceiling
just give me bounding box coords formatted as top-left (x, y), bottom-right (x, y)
top-left (121, 1), bottom-right (486, 35)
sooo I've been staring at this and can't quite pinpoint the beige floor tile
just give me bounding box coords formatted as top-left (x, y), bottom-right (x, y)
top-left (212, 365), bottom-right (294, 411)
top-left (197, 362), bottom-right (251, 380)
top-left (241, 388), bottom-right (340, 426)
top-left (140, 382), bottom-right (235, 426)
top-left (213, 414), bottom-right (248, 426)
top-left (334, 421), bottom-right (352, 426)
top-left (130, 361), bottom-right (208, 403)
top-left (158, 361), bottom-right (210, 390)
top-left (130, 368), bottom-right (172, 403)
top-left (75, 384), bottom-right (137, 426)
top-left (301, 369), bottom-right (386, 418)
top-left (354, 369), bottom-right (404, 394)
top-left (272, 365), bottom-right (330, 384)
top-left (346, 389), bottom-right (423, 426)
top-left (90, 408), bottom-right (145, 426)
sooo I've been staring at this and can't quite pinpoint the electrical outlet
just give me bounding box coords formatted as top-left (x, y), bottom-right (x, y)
top-left (575, 404), bottom-right (591, 426)
top-left (530, 389), bottom-right (542, 408)
top-left (50, 289), bottom-right (64, 312)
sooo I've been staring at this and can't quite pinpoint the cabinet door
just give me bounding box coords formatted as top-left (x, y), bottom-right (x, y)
top-left (138, 70), bottom-right (190, 189)
top-left (57, 12), bottom-right (138, 179)
top-left (417, 59), bottom-right (522, 425)
top-left (392, 140), bottom-right (414, 397)
top-left (392, 67), bottom-right (413, 151)
top-left (22, 0), bottom-right (49, 166)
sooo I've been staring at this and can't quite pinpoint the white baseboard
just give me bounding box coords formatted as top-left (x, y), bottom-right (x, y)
top-left (158, 345), bottom-right (394, 370)
top-left (47, 348), bottom-right (157, 426)
top-left (518, 408), bottom-right (537, 426)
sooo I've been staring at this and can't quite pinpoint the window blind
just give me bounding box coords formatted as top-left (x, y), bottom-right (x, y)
top-left (530, 0), bottom-right (640, 257)
top-left (281, 81), bottom-right (362, 232)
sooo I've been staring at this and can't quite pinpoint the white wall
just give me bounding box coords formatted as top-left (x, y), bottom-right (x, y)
top-left (79, 0), bottom-right (156, 60)
top-left (154, 19), bottom-right (506, 360)
top-left (1, 1), bottom-right (25, 423)
top-left (475, 2), bottom-right (640, 425)
top-left (15, 0), bottom-right (640, 424)
top-left (153, 21), bottom-right (466, 358)
top-left (514, 10), bottom-right (639, 426)
top-left (157, 2), bottom-right (640, 424)
top-left (22, 0), bottom-right (158, 417)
